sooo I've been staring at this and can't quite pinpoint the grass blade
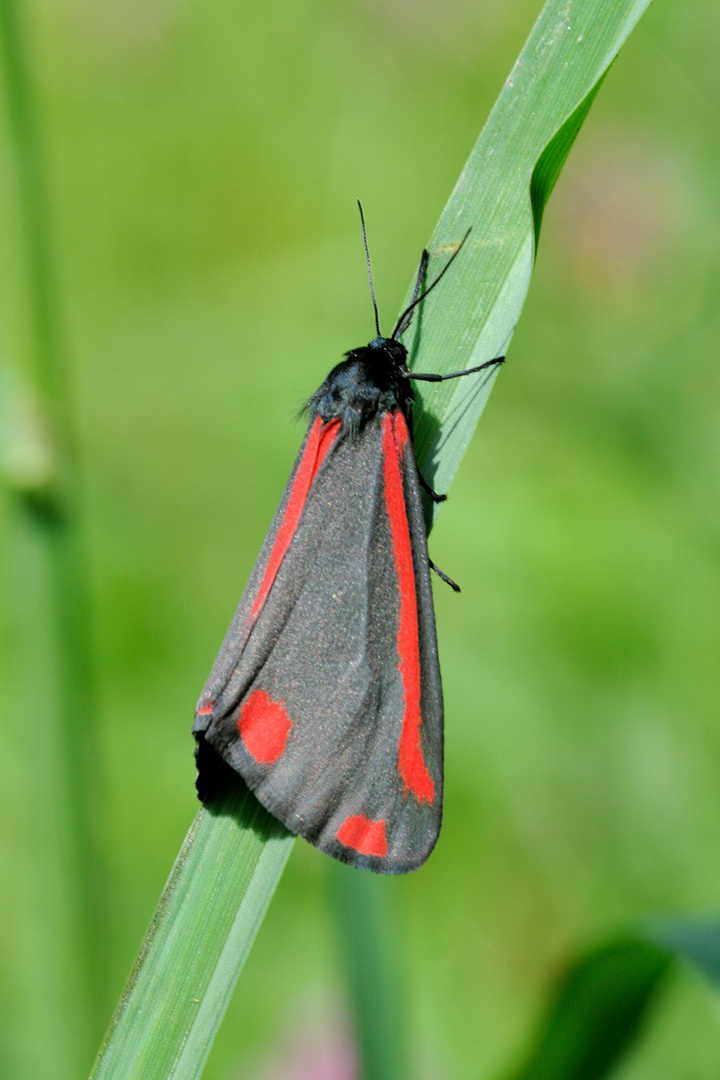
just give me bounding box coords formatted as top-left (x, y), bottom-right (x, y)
top-left (91, 779), bottom-right (293, 1080)
top-left (0, 0), bottom-right (109, 1064)
top-left (501, 939), bottom-right (671, 1080)
top-left (90, 1), bottom-right (652, 1075)
top-left (497, 922), bottom-right (720, 1080)
top-left (329, 865), bottom-right (410, 1080)
top-left (404, 0), bottom-right (652, 517)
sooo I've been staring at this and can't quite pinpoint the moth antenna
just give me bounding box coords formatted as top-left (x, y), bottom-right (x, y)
top-left (357, 200), bottom-right (381, 338)
top-left (392, 227), bottom-right (471, 339)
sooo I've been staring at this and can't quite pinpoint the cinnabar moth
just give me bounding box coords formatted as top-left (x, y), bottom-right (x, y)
top-left (194, 205), bottom-right (504, 872)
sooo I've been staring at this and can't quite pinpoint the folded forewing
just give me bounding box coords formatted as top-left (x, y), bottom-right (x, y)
top-left (194, 411), bottom-right (443, 872)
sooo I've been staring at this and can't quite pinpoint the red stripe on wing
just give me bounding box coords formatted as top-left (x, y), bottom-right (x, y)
top-left (382, 411), bottom-right (435, 804)
top-left (249, 416), bottom-right (340, 622)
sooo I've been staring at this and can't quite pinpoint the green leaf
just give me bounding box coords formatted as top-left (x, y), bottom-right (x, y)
top-left (496, 922), bottom-right (720, 1080)
top-left (329, 865), bottom-right (410, 1080)
top-left (90, 781), bottom-right (293, 1080)
top-left (501, 939), bottom-right (671, 1080)
top-left (90, 2), bottom-right (653, 1076)
top-left (405, 0), bottom-right (652, 521)
top-left (0, 0), bottom-right (113, 1059)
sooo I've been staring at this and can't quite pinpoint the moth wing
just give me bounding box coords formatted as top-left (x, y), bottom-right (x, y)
top-left (194, 411), bottom-right (443, 872)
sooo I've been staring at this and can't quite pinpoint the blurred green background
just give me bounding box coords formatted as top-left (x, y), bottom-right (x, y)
top-left (2, 0), bottom-right (720, 1077)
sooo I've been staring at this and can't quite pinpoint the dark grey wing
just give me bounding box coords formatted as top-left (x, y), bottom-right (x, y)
top-left (194, 410), bottom-right (443, 873)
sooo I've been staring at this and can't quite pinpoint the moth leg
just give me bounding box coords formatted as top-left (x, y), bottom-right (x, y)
top-left (406, 355), bottom-right (505, 382)
top-left (419, 470), bottom-right (447, 504)
top-left (429, 559), bottom-right (460, 593)
top-left (409, 250), bottom-right (429, 307)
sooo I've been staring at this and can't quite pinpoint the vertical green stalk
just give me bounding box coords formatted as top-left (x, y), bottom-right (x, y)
top-left (0, 0), bottom-right (107, 1065)
top-left (329, 865), bottom-right (410, 1080)
top-left (83, 2), bottom-right (654, 1076)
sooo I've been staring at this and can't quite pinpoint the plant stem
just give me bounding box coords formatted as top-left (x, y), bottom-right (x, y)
top-left (329, 865), bottom-right (410, 1080)
top-left (0, 0), bottom-right (108, 1060)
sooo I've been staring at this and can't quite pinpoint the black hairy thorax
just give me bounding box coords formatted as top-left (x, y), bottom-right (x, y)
top-left (307, 336), bottom-right (414, 439)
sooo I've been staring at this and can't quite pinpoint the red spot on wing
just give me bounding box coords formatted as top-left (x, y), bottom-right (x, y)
top-left (336, 814), bottom-right (388, 857)
top-left (196, 704), bottom-right (212, 716)
top-left (382, 412), bottom-right (435, 804)
top-left (250, 417), bottom-right (340, 622)
top-left (238, 689), bottom-right (292, 764)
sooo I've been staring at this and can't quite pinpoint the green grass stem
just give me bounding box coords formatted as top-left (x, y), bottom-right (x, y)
top-left (90, 1), bottom-right (653, 1076)
top-left (0, 0), bottom-right (109, 1060)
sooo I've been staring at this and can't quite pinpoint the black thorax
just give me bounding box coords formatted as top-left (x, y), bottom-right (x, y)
top-left (307, 336), bottom-right (413, 438)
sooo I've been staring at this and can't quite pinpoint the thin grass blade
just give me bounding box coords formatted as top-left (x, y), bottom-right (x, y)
top-left (500, 939), bottom-right (671, 1080)
top-left (90, 779), bottom-right (293, 1080)
top-left (90, 2), bottom-right (653, 1076)
top-left (403, 0), bottom-right (653, 519)
top-left (497, 921), bottom-right (720, 1080)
